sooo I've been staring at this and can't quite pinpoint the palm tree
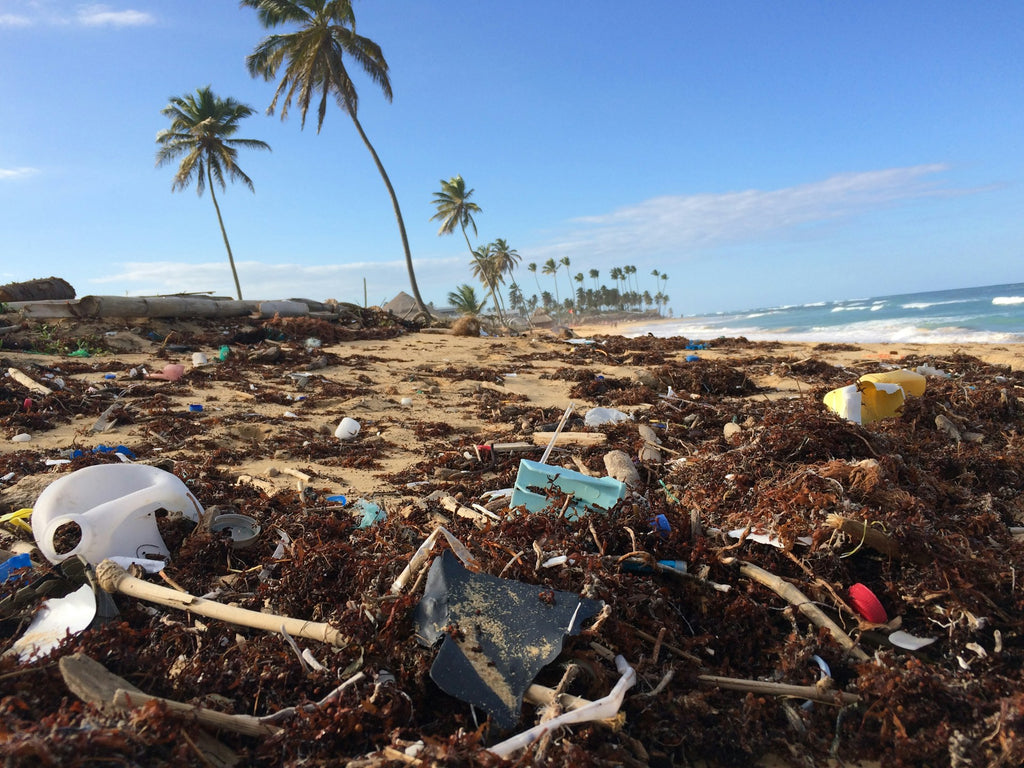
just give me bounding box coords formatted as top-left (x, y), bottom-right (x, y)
top-left (242, 0), bottom-right (430, 319)
top-left (589, 268), bottom-right (599, 291)
top-left (156, 86), bottom-right (270, 300)
top-left (470, 243), bottom-right (504, 322)
top-left (490, 238), bottom-right (521, 313)
top-left (542, 258), bottom-right (560, 306)
top-left (447, 284), bottom-right (486, 315)
top-left (527, 262), bottom-right (543, 298)
top-left (559, 256), bottom-right (574, 310)
top-left (431, 175), bottom-right (481, 254)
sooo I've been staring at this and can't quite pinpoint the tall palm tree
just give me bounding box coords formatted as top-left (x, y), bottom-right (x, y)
top-left (490, 238), bottom-right (521, 308)
top-left (527, 262), bottom-right (542, 298)
top-left (589, 268), bottom-right (599, 291)
top-left (242, 0), bottom-right (430, 319)
top-left (431, 175), bottom-right (481, 254)
top-left (559, 256), bottom-right (574, 310)
top-left (542, 258), bottom-right (560, 305)
top-left (447, 284), bottom-right (486, 315)
top-left (470, 243), bottom-right (504, 322)
top-left (156, 86), bottom-right (270, 300)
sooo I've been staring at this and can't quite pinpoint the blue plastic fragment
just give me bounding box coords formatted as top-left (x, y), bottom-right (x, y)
top-left (326, 495), bottom-right (348, 505)
top-left (650, 514), bottom-right (671, 534)
top-left (0, 552), bottom-right (32, 585)
top-left (685, 354), bottom-right (700, 362)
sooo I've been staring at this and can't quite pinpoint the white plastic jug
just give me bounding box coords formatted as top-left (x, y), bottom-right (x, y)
top-left (31, 464), bottom-right (204, 565)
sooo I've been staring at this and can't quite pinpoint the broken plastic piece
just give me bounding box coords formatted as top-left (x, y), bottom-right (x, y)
top-left (0, 552), bottom-right (33, 584)
top-left (415, 550), bottom-right (603, 729)
top-left (823, 369), bottom-right (927, 424)
top-left (32, 463), bottom-right (203, 565)
top-left (583, 407), bottom-right (632, 427)
top-left (848, 582), bottom-right (887, 624)
top-left (888, 630), bottom-right (938, 650)
top-left (9, 583), bottom-right (97, 661)
top-left (510, 459), bottom-right (626, 520)
top-left (487, 654), bottom-right (636, 757)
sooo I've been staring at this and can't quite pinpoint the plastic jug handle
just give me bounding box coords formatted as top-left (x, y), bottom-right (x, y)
top-left (41, 514), bottom-right (92, 563)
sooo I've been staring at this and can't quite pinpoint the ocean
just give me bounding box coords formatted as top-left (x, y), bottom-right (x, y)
top-left (625, 282), bottom-right (1024, 345)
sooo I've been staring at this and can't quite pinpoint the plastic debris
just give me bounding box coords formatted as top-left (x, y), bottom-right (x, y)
top-left (584, 406), bottom-right (632, 427)
top-left (8, 583), bottom-right (97, 661)
top-left (415, 550), bottom-right (603, 729)
top-left (510, 459), bottom-right (626, 520)
top-left (32, 463), bottom-right (203, 565)
top-left (848, 582), bottom-right (887, 624)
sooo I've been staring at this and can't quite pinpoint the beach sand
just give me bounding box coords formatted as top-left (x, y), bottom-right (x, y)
top-left (2, 313), bottom-right (1023, 766)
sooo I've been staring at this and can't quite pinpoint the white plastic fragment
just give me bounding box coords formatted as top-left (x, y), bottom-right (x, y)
top-left (9, 584), bottom-right (96, 661)
top-left (487, 654), bottom-right (637, 758)
top-left (888, 630), bottom-right (938, 650)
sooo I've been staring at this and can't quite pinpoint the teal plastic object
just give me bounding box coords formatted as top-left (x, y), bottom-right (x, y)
top-left (510, 459), bottom-right (626, 520)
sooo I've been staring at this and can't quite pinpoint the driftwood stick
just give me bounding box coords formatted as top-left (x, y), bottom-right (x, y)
top-left (112, 689), bottom-right (282, 736)
top-left (7, 367), bottom-right (53, 396)
top-left (95, 559), bottom-right (346, 647)
top-left (60, 652), bottom-right (280, 737)
top-left (826, 514), bottom-right (899, 557)
top-left (738, 560), bottom-right (869, 662)
top-left (698, 674), bottom-right (861, 705)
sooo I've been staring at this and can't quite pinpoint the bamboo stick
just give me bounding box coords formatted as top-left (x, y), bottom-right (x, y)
top-left (697, 674), bottom-right (861, 705)
top-left (738, 560), bottom-right (869, 662)
top-left (95, 559), bottom-right (346, 647)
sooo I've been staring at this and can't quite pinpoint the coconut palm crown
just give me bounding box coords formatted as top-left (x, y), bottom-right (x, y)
top-left (242, 0), bottom-right (431, 319)
top-left (155, 85), bottom-right (270, 300)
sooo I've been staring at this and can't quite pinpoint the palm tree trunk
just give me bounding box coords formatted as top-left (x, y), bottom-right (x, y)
top-left (207, 165), bottom-right (243, 300)
top-left (348, 109), bottom-right (432, 320)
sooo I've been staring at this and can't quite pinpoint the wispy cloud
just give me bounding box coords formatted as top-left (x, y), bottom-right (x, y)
top-left (0, 2), bottom-right (155, 28)
top-left (532, 164), bottom-right (958, 264)
top-left (0, 13), bottom-right (32, 27)
top-left (77, 4), bottom-right (155, 27)
top-left (0, 167), bottom-right (38, 180)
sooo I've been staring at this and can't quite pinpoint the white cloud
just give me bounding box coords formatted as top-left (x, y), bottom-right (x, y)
top-left (532, 164), bottom-right (956, 264)
top-left (77, 4), bottom-right (154, 27)
top-left (0, 167), bottom-right (38, 180)
top-left (0, 2), bottom-right (154, 27)
top-left (0, 13), bottom-right (32, 27)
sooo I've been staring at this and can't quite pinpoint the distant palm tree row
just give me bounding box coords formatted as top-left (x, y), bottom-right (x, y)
top-left (431, 176), bottom-right (670, 322)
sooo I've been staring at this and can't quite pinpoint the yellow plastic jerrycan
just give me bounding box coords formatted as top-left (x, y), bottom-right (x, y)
top-left (858, 369), bottom-right (926, 397)
top-left (823, 369), bottom-right (927, 424)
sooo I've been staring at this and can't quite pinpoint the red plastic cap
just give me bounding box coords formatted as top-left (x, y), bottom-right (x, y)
top-left (849, 582), bottom-right (887, 624)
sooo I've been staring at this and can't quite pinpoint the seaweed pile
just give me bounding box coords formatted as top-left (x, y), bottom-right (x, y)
top-left (2, 317), bottom-right (1024, 767)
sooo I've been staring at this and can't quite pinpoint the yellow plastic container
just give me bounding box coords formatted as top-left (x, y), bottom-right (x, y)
top-left (858, 369), bottom-right (926, 397)
top-left (823, 369), bottom-right (928, 425)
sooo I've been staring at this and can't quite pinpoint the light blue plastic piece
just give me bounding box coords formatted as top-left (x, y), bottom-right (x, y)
top-left (510, 459), bottom-right (626, 521)
top-left (351, 499), bottom-right (385, 528)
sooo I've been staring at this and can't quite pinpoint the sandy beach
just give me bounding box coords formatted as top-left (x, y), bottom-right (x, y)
top-left (2, 310), bottom-right (1024, 766)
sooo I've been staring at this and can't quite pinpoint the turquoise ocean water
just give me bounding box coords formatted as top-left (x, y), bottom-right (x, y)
top-left (625, 283), bottom-right (1024, 344)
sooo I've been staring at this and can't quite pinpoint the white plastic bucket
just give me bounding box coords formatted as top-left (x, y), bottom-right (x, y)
top-left (31, 464), bottom-right (204, 565)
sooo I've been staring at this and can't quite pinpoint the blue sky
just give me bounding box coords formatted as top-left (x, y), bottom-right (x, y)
top-left (1, 1), bottom-right (1022, 315)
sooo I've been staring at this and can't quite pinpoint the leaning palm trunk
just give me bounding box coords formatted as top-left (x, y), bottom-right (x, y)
top-left (348, 110), bottom-right (431, 321)
top-left (207, 165), bottom-right (243, 301)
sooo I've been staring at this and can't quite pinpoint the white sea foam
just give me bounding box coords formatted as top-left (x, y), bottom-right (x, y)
top-left (901, 298), bottom-right (973, 310)
top-left (993, 296), bottom-right (1024, 305)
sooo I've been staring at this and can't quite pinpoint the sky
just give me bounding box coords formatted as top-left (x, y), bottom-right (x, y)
top-left (1, 1), bottom-right (1022, 316)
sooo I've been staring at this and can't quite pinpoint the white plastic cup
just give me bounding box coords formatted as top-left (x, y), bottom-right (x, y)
top-left (335, 417), bottom-right (361, 441)
top-left (192, 352), bottom-right (208, 367)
